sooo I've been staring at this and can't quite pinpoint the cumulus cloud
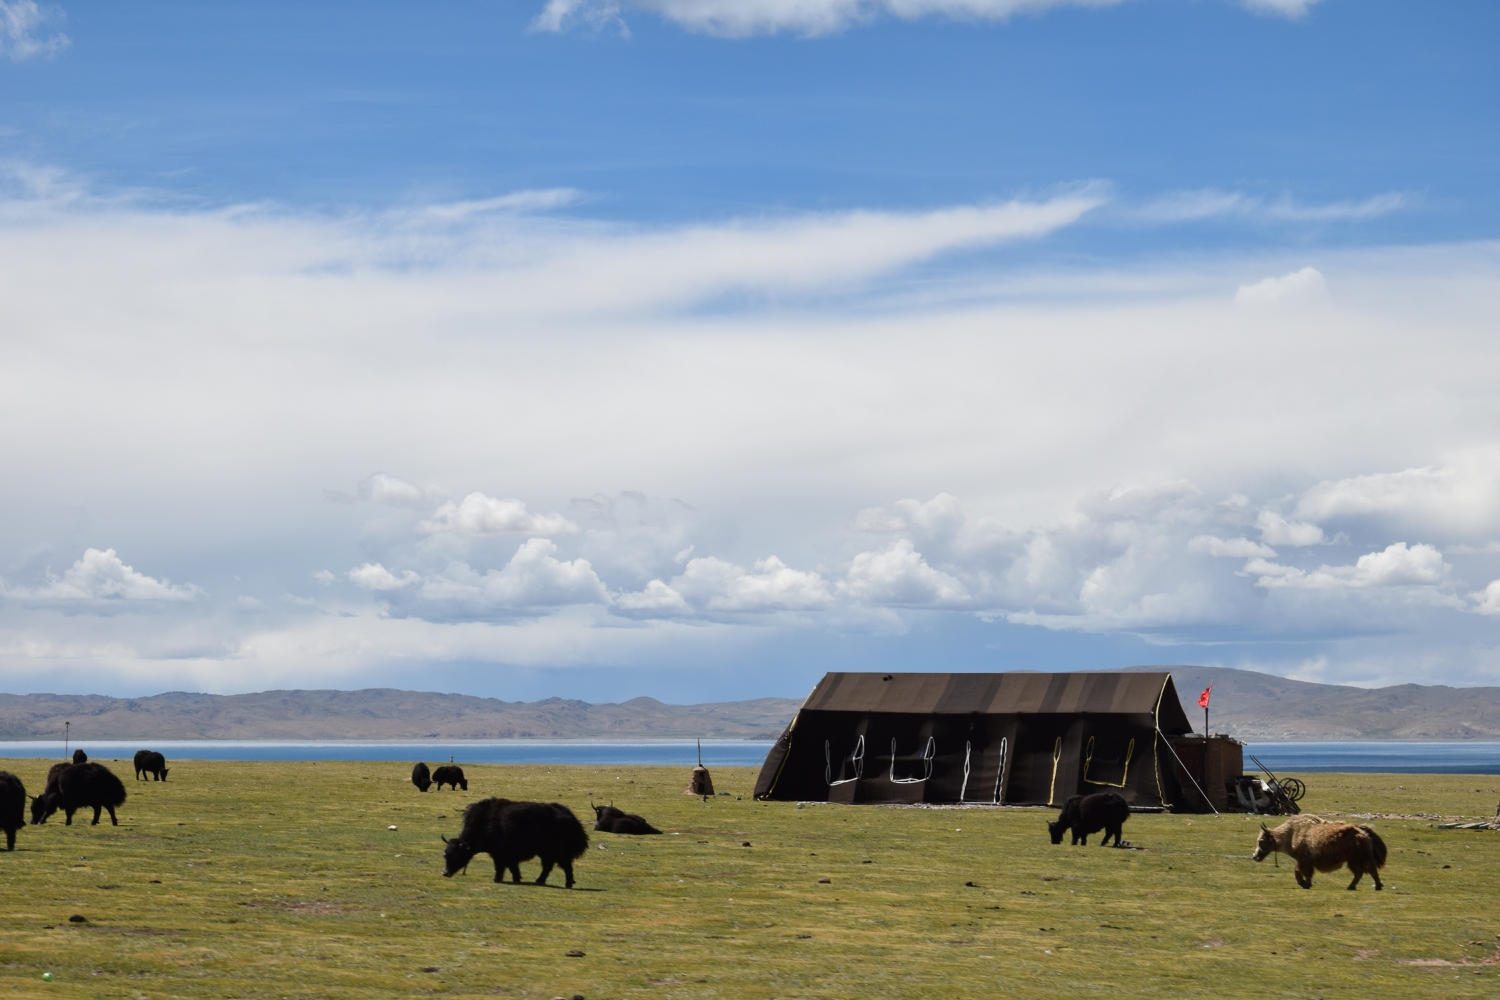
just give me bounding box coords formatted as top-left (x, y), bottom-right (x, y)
top-left (419, 539), bottom-right (608, 609)
top-left (841, 539), bottom-right (970, 606)
top-left (347, 563), bottom-right (420, 590)
top-left (1293, 458), bottom-right (1500, 540)
top-left (533, 0), bottom-right (1125, 37)
top-left (5, 548), bottom-right (199, 601)
top-left (622, 555), bottom-right (833, 615)
top-left (1256, 511), bottom-right (1326, 547)
top-left (1245, 542), bottom-right (1448, 590)
top-left (1187, 535), bottom-right (1276, 558)
top-left (1472, 581), bottom-right (1500, 617)
top-left (0, 1), bottom-right (69, 60)
top-left (1235, 266), bottom-right (1327, 306)
top-left (357, 472), bottom-right (430, 508)
top-left (418, 493), bottom-right (579, 537)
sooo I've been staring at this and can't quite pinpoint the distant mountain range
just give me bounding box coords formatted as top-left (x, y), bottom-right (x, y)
top-left (1, 665), bottom-right (1497, 742)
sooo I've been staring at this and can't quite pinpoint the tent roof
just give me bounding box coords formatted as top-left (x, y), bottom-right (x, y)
top-left (799, 671), bottom-right (1193, 733)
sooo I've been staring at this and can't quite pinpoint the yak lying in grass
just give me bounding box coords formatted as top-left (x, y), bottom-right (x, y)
top-left (432, 765), bottom-right (467, 791)
top-left (1253, 817), bottom-right (1387, 890)
top-left (30, 762), bottom-right (71, 825)
top-left (133, 750), bottom-right (169, 781)
top-left (592, 803), bottom-right (661, 835)
top-left (33, 762), bottom-right (128, 827)
top-left (0, 770), bottom-right (25, 850)
top-left (412, 762), bottom-right (432, 792)
top-left (441, 798), bottom-right (588, 888)
top-left (1048, 791), bottom-right (1130, 847)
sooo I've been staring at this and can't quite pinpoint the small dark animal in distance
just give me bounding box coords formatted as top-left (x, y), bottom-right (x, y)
top-left (0, 770), bottom-right (26, 850)
top-left (592, 803), bottom-right (662, 835)
top-left (72, 749), bottom-right (88, 764)
top-left (33, 762), bottom-right (128, 827)
top-left (441, 797), bottom-right (588, 888)
top-left (412, 762), bottom-right (432, 792)
top-left (1048, 791), bottom-right (1130, 847)
top-left (30, 762), bottom-right (71, 825)
top-left (432, 765), bottom-right (467, 791)
top-left (133, 750), bottom-right (169, 782)
top-left (1253, 817), bottom-right (1387, 890)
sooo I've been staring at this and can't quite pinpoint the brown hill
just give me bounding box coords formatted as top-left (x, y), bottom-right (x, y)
top-left (0, 689), bottom-right (800, 741)
top-left (1127, 665), bottom-right (1500, 740)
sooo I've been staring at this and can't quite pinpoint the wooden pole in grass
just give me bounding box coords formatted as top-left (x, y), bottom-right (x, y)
top-left (64, 720), bottom-right (70, 760)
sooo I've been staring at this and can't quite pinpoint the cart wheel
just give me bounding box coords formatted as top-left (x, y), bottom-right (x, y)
top-left (1281, 778), bottom-right (1306, 802)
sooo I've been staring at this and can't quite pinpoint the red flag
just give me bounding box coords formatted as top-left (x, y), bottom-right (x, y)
top-left (1197, 685), bottom-right (1212, 709)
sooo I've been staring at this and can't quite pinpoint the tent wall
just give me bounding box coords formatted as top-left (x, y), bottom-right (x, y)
top-left (754, 671), bottom-right (1198, 809)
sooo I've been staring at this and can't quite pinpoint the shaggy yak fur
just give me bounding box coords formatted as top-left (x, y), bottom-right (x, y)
top-left (1253, 817), bottom-right (1387, 890)
top-left (1048, 791), bottom-right (1130, 846)
top-left (441, 797), bottom-right (588, 888)
top-left (592, 803), bottom-right (662, 835)
top-left (432, 765), bottom-right (467, 791)
top-left (133, 750), bottom-right (169, 782)
top-left (412, 762), bottom-right (432, 792)
top-left (29, 762), bottom-right (72, 825)
top-left (72, 749), bottom-right (88, 764)
top-left (35, 762), bottom-right (128, 827)
top-left (0, 770), bottom-right (26, 850)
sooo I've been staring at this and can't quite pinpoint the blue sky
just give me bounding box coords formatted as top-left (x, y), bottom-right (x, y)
top-left (1, 0), bottom-right (1499, 702)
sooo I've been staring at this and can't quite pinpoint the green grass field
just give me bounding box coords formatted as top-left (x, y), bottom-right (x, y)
top-left (1, 759), bottom-right (1497, 999)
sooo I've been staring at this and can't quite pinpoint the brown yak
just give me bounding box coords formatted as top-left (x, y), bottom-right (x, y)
top-left (1252, 817), bottom-right (1387, 890)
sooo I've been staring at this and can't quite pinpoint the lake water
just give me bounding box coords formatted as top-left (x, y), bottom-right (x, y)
top-left (2, 739), bottom-right (1497, 773)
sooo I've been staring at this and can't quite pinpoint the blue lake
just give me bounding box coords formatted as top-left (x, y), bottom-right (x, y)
top-left (1, 739), bottom-right (1497, 773)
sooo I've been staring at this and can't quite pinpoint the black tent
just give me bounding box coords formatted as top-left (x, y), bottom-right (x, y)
top-left (753, 671), bottom-right (1197, 809)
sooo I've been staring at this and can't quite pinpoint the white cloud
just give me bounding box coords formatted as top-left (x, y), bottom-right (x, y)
top-left (633, 555), bottom-right (833, 613)
top-left (534, 0), bottom-right (1126, 37)
top-left (841, 539), bottom-right (969, 606)
top-left (1239, 0), bottom-right (1321, 19)
top-left (419, 539), bottom-right (608, 609)
top-left (348, 563), bottom-right (420, 590)
top-left (1136, 190), bottom-right (1403, 225)
top-left (5, 548), bottom-right (199, 601)
top-left (1256, 511), bottom-right (1326, 547)
top-left (1188, 535), bottom-right (1276, 558)
top-left (1246, 542), bottom-right (1448, 590)
top-left (0, 1), bottom-right (69, 61)
top-left (413, 189), bottom-right (582, 222)
top-left (1235, 266), bottom-right (1327, 306)
top-left (417, 493), bottom-right (580, 537)
top-left (312, 570), bottom-right (336, 585)
top-left (359, 472), bottom-right (430, 508)
top-left (1293, 458), bottom-right (1500, 540)
top-left (1472, 581), bottom-right (1500, 617)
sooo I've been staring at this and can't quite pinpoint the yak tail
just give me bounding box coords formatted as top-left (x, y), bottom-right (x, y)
top-left (1359, 826), bottom-right (1388, 868)
top-left (555, 813), bottom-right (590, 862)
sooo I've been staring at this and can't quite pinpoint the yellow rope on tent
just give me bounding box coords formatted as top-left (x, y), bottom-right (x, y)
top-left (1082, 736), bottom-right (1135, 787)
top-left (1046, 737), bottom-right (1063, 806)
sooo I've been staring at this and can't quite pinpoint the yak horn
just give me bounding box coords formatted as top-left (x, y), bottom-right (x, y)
top-left (440, 835), bottom-right (450, 844)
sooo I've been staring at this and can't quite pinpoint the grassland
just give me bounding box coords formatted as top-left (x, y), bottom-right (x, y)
top-left (1, 759), bottom-right (1497, 999)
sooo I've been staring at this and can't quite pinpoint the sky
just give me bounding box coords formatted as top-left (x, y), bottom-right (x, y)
top-left (1, 0), bottom-right (1498, 702)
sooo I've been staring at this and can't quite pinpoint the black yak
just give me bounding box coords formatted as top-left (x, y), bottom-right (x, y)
top-left (1048, 791), bottom-right (1130, 847)
top-left (432, 765), bottom-right (467, 791)
top-left (35, 762), bottom-right (128, 827)
top-left (412, 762), bottom-right (432, 792)
top-left (72, 749), bottom-right (88, 764)
top-left (441, 798), bottom-right (588, 888)
top-left (30, 762), bottom-right (71, 825)
top-left (133, 750), bottom-right (169, 782)
top-left (592, 803), bottom-right (661, 835)
top-left (0, 770), bottom-right (25, 850)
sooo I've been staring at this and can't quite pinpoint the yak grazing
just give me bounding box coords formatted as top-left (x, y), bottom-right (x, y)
top-left (133, 750), bottom-right (169, 782)
top-left (0, 771), bottom-right (25, 850)
top-left (1049, 791), bottom-right (1130, 847)
top-left (592, 803), bottom-right (662, 835)
top-left (33, 762), bottom-right (128, 827)
top-left (441, 797), bottom-right (588, 888)
top-left (30, 762), bottom-right (72, 825)
top-left (412, 762), bottom-right (433, 792)
top-left (1253, 817), bottom-right (1387, 890)
top-left (432, 765), bottom-right (467, 791)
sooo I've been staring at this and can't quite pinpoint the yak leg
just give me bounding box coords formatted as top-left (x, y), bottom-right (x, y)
top-left (4, 828), bottom-right (14, 850)
top-left (1347, 869), bottom-right (1363, 890)
top-left (535, 859), bottom-right (555, 885)
top-left (1371, 866), bottom-right (1383, 890)
top-left (64, 808), bottom-right (75, 826)
top-left (509, 863), bottom-right (523, 884)
top-left (492, 858), bottom-right (506, 883)
top-left (91, 805), bottom-right (102, 826)
top-left (1295, 864), bottom-right (1312, 889)
top-left (560, 859), bottom-right (575, 889)
top-left (106, 805), bottom-right (118, 826)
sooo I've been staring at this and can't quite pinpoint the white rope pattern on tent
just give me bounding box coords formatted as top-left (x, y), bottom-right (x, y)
top-left (825, 735), bottom-right (865, 786)
top-left (889, 736), bottom-right (936, 784)
top-left (993, 737), bottom-right (1008, 804)
top-left (959, 741), bottom-right (972, 800)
